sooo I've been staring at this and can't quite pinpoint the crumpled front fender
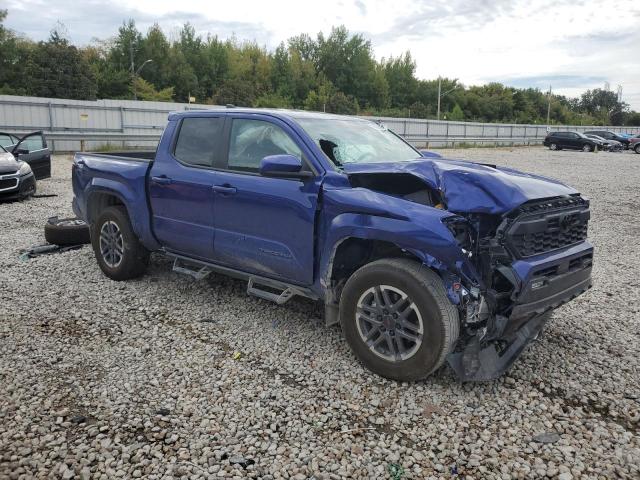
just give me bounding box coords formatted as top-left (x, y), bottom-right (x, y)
top-left (316, 187), bottom-right (482, 298)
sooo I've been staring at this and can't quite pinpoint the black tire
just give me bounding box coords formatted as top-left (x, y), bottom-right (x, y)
top-left (91, 206), bottom-right (149, 281)
top-left (44, 216), bottom-right (90, 245)
top-left (634, 144), bottom-right (640, 154)
top-left (549, 143), bottom-right (558, 151)
top-left (339, 258), bottom-right (459, 381)
top-left (582, 143), bottom-right (593, 152)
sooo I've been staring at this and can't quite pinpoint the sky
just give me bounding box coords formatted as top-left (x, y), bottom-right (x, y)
top-left (4, 0), bottom-right (640, 109)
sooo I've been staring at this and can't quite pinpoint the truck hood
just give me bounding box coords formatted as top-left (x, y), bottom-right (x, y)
top-left (0, 152), bottom-right (19, 174)
top-left (343, 158), bottom-right (578, 214)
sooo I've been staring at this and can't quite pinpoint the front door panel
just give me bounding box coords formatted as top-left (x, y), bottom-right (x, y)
top-left (211, 115), bottom-right (320, 285)
top-left (212, 171), bottom-right (319, 284)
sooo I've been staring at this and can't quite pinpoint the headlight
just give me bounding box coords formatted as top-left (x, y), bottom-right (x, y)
top-left (18, 162), bottom-right (32, 176)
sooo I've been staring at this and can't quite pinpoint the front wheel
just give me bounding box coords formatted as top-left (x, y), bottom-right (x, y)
top-left (635, 144), bottom-right (640, 154)
top-left (582, 144), bottom-right (593, 152)
top-left (91, 206), bottom-right (149, 280)
top-left (339, 258), bottom-right (459, 381)
top-left (549, 143), bottom-right (558, 151)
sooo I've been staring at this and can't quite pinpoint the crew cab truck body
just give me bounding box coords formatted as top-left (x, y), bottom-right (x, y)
top-left (72, 109), bottom-right (593, 381)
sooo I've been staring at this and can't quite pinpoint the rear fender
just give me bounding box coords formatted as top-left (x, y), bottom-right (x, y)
top-left (85, 179), bottom-right (160, 251)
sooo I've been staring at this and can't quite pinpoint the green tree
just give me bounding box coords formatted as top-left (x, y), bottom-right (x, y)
top-left (382, 52), bottom-right (417, 108)
top-left (130, 77), bottom-right (173, 101)
top-left (449, 104), bottom-right (464, 121)
top-left (326, 91), bottom-right (359, 115)
top-left (24, 29), bottom-right (96, 99)
top-left (140, 24), bottom-right (171, 89)
top-left (315, 26), bottom-right (378, 108)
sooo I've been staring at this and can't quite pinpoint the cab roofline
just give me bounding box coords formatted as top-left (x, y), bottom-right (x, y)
top-left (167, 108), bottom-right (378, 123)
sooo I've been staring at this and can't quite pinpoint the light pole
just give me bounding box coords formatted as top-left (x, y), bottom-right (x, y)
top-left (437, 77), bottom-right (441, 120)
top-left (132, 59), bottom-right (153, 101)
top-left (546, 85), bottom-right (552, 129)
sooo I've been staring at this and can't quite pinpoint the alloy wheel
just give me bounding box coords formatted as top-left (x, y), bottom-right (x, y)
top-left (355, 285), bottom-right (424, 362)
top-left (99, 220), bottom-right (124, 268)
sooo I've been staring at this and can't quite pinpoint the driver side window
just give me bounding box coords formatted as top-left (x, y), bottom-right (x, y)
top-left (227, 119), bottom-right (302, 172)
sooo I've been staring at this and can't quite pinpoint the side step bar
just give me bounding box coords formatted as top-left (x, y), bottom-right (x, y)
top-left (168, 251), bottom-right (318, 305)
top-left (247, 277), bottom-right (297, 305)
top-left (172, 257), bottom-right (212, 280)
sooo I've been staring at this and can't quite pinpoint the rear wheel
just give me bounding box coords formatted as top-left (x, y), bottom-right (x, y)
top-left (339, 258), bottom-right (459, 381)
top-left (91, 206), bottom-right (149, 280)
top-left (582, 144), bottom-right (593, 152)
top-left (634, 144), bottom-right (640, 154)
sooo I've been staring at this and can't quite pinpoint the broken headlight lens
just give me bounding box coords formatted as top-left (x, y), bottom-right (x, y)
top-left (442, 216), bottom-right (473, 251)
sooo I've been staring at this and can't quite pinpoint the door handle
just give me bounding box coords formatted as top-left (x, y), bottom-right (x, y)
top-left (151, 175), bottom-right (173, 185)
top-left (212, 185), bottom-right (237, 195)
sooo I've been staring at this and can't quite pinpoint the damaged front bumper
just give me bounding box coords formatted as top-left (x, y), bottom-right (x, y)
top-left (447, 241), bottom-right (593, 381)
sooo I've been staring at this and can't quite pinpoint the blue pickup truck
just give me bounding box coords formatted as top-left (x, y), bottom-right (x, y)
top-left (72, 109), bottom-right (593, 381)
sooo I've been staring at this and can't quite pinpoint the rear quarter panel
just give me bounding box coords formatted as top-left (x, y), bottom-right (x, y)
top-left (72, 153), bottom-right (160, 250)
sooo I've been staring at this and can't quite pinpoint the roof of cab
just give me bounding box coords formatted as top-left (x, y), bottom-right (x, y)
top-left (167, 107), bottom-right (372, 123)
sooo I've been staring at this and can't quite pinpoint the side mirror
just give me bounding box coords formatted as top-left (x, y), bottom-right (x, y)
top-left (259, 154), bottom-right (312, 179)
top-left (420, 150), bottom-right (442, 159)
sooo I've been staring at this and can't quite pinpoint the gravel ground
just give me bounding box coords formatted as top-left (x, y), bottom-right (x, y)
top-left (1, 147), bottom-right (638, 479)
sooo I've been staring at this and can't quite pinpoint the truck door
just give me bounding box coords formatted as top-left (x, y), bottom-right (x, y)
top-left (210, 115), bottom-right (321, 285)
top-left (148, 116), bottom-right (225, 260)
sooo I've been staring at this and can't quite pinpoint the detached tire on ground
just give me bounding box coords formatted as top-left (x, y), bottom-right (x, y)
top-left (339, 258), bottom-right (459, 382)
top-left (44, 217), bottom-right (90, 245)
top-left (91, 206), bottom-right (149, 281)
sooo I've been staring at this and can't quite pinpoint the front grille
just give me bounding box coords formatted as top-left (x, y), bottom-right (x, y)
top-left (506, 197), bottom-right (589, 258)
top-left (0, 177), bottom-right (19, 191)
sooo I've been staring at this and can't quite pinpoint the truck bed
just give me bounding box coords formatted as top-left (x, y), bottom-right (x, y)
top-left (81, 151), bottom-right (156, 162)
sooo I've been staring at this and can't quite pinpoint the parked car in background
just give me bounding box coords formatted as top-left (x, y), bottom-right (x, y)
top-left (584, 134), bottom-right (623, 152)
top-left (543, 131), bottom-right (599, 152)
top-left (630, 135), bottom-right (640, 153)
top-left (583, 130), bottom-right (630, 149)
top-left (0, 144), bottom-right (37, 200)
top-left (72, 109), bottom-right (594, 382)
top-left (0, 131), bottom-right (52, 180)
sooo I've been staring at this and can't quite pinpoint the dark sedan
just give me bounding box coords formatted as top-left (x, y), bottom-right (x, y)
top-left (584, 134), bottom-right (623, 152)
top-left (583, 130), bottom-right (630, 149)
top-left (0, 131), bottom-right (51, 200)
top-left (543, 131), bottom-right (599, 152)
top-left (0, 145), bottom-right (37, 200)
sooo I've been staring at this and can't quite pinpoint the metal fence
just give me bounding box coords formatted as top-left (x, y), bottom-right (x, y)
top-left (1, 94), bottom-right (638, 152)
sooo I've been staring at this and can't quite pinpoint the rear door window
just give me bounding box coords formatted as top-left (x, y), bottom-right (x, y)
top-left (173, 117), bottom-right (224, 167)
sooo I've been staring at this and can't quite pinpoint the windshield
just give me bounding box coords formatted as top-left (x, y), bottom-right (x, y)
top-left (295, 117), bottom-right (420, 167)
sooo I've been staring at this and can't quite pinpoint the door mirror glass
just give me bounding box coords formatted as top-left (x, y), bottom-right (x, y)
top-left (260, 154), bottom-right (304, 177)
